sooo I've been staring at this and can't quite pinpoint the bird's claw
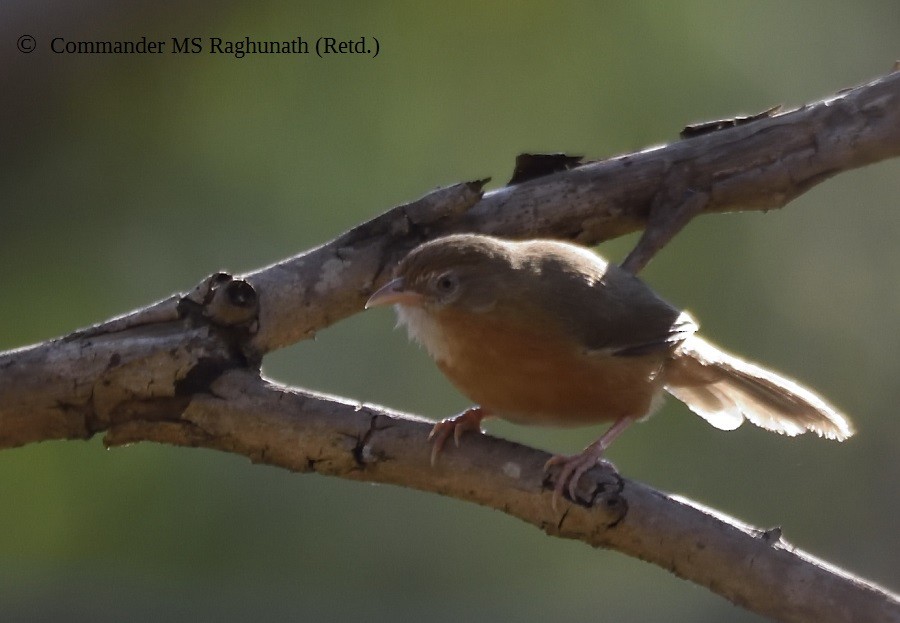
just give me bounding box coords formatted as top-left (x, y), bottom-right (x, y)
top-left (544, 450), bottom-right (610, 511)
top-left (543, 416), bottom-right (633, 510)
top-left (428, 407), bottom-right (486, 466)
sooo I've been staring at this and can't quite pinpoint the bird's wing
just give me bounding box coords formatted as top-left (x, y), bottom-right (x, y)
top-left (524, 243), bottom-right (697, 357)
top-left (606, 310), bottom-right (698, 357)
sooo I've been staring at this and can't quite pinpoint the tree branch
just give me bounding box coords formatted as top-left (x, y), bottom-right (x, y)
top-left (103, 370), bottom-right (899, 623)
top-left (2, 70), bottom-right (899, 623)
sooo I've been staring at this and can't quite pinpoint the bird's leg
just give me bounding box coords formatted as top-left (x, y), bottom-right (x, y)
top-left (544, 415), bottom-right (635, 509)
top-left (427, 406), bottom-right (488, 466)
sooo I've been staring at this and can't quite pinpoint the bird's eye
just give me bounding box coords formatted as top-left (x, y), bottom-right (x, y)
top-left (433, 271), bottom-right (459, 296)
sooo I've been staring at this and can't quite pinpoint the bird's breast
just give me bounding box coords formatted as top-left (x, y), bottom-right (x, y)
top-left (398, 304), bottom-right (666, 426)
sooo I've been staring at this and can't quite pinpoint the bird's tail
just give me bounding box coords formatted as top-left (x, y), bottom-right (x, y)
top-left (664, 335), bottom-right (854, 440)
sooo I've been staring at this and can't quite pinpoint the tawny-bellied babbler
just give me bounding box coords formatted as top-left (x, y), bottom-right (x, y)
top-left (366, 234), bottom-right (853, 505)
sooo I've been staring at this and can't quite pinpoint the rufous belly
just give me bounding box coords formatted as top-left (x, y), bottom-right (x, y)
top-left (424, 306), bottom-right (666, 426)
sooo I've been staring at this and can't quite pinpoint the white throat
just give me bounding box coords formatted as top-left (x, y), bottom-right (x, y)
top-left (394, 304), bottom-right (451, 362)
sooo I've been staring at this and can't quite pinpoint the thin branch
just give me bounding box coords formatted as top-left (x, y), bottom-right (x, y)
top-left (243, 69), bottom-right (900, 352)
top-left (2, 70), bottom-right (899, 623)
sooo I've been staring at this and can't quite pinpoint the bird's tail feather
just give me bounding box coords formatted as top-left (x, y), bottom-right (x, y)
top-left (664, 336), bottom-right (854, 440)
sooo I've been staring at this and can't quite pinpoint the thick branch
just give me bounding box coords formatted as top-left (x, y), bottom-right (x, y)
top-left (1, 70), bottom-right (899, 622)
top-left (100, 370), bottom-right (900, 623)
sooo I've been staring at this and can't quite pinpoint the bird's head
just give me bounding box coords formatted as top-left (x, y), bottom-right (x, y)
top-left (365, 234), bottom-right (517, 314)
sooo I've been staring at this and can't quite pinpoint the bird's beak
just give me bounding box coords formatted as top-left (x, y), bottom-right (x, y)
top-left (365, 277), bottom-right (424, 308)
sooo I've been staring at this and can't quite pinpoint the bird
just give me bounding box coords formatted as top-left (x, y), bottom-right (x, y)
top-left (365, 233), bottom-right (854, 506)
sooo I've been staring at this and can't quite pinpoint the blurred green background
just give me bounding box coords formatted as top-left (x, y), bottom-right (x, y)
top-left (2, 1), bottom-right (898, 621)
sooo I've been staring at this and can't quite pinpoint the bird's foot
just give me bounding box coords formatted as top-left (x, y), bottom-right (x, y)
top-left (428, 406), bottom-right (487, 466)
top-left (545, 416), bottom-right (635, 510)
top-left (544, 446), bottom-right (613, 511)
